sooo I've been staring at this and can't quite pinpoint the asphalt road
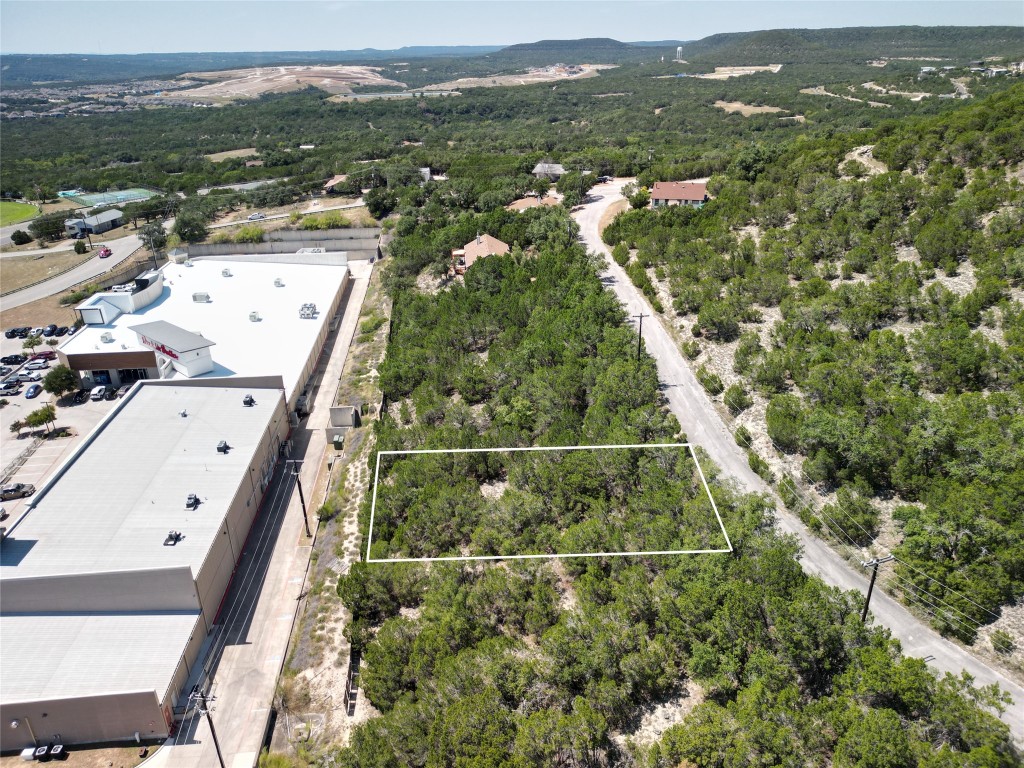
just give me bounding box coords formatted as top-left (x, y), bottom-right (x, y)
top-left (575, 179), bottom-right (1024, 744)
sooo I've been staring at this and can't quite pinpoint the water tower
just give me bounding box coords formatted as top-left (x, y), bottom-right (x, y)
top-left (676, 46), bottom-right (683, 60)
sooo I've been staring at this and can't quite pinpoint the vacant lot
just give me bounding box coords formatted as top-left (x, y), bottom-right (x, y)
top-left (204, 147), bottom-right (259, 162)
top-left (0, 200), bottom-right (37, 226)
top-left (714, 100), bottom-right (785, 115)
top-left (1, 250), bottom-right (93, 293)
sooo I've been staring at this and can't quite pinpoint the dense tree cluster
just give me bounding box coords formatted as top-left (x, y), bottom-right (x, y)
top-left (605, 84), bottom-right (1024, 639)
top-left (332, 230), bottom-right (1017, 766)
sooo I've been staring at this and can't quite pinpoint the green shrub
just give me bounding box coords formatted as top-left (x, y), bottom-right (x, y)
top-left (359, 314), bottom-right (388, 334)
top-left (991, 630), bottom-right (1015, 655)
top-left (210, 231), bottom-right (232, 244)
top-left (734, 425), bottom-right (752, 448)
top-left (73, 239), bottom-right (88, 254)
top-left (681, 340), bottom-right (701, 359)
top-left (612, 242), bottom-right (629, 266)
top-left (10, 229), bottom-right (32, 245)
top-left (724, 383), bottom-right (752, 414)
top-left (233, 224), bottom-right (266, 244)
top-left (748, 450), bottom-right (774, 483)
top-left (696, 365), bottom-right (724, 395)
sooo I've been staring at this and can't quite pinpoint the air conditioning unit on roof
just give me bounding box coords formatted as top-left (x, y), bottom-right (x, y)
top-left (249, 311), bottom-right (262, 322)
top-left (222, 268), bottom-right (233, 277)
top-left (192, 292), bottom-right (211, 303)
top-left (100, 332), bottom-right (113, 343)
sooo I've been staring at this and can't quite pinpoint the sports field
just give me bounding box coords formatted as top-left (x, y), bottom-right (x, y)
top-left (0, 200), bottom-right (38, 227)
top-left (65, 188), bottom-right (157, 206)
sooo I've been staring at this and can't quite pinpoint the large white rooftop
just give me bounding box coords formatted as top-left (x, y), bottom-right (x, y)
top-left (60, 258), bottom-right (347, 399)
top-left (0, 611), bottom-right (199, 704)
top-left (0, 384), bottom-right (283, 580)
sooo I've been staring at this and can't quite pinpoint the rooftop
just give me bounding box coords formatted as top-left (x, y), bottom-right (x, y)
top-left (463, 234), bottom-right (510, 261)
top-left (0, 384), bottom-right (282, 580)
top-left (0, 611), bottom-right (199, 704)
top-left (60, 259), bottom-right (347, 399)
top-left (651, 180), bottom-right (709, 201)
top-left (130, 320), bottom-right (216, 354)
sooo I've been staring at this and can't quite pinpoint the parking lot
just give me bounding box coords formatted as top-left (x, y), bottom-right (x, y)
top-left (1, 330), bottom-right (116, 516)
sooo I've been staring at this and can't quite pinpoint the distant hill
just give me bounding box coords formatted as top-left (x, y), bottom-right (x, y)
top-left (497, 38), bottom-right (635, 54)
top-left (0, 46), bottom-right (505, 88)
top-left (679, 26), bottom-right (1024, 65)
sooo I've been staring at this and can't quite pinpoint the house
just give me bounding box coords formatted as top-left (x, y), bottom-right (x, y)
top-left (532, 162), bottom-right (566, 180)
top-left (64, 208), bottom-right (124, 237)
top-left (323, 174), bottom-right (349, 193)
top-left (650, 181), bottom-right (709, 208)
top-left (451, 234), bottom-right (510, 275)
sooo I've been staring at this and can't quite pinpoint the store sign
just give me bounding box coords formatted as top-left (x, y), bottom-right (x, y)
top-left (139, 334), bottom-right (179, 360)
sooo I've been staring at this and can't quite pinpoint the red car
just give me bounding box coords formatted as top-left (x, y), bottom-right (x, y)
top-left (98, 246), bottom-right (113, 258)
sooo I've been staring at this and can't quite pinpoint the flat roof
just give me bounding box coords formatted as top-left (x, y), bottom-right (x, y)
top-left (0, 611), bottom-right (199, 704)
top-left (0, 384), bottom-right (282, 580)
top-left (60, 259), bottom-right (346, 399)
top-left (130, 320), bottom-right (216, 353)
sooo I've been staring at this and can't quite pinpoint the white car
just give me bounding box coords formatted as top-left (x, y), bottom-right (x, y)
top-left (25, 360), bottom-right (50, 370)
top-left (90, 385), bottom-right (107, 401)
top-left (247, 212), bottom-right (266, 221)
top-left (30, 327), bottom-right (45, 338)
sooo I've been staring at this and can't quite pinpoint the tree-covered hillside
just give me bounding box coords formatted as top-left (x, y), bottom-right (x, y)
top-left (605, 84), bottom-right (1024, 642)
top-left (329, 203), bottom-right (1018, 767)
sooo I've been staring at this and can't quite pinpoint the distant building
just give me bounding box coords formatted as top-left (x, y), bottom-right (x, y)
top-left (323, 174), bottom-right (349, 193)
top-left (532, 162), bottom-right (567, 180)
top-left (985, 68), bottom-right (1009, 77)
top-left (650, 181), bottom-right (709, 208)
top-left (451, 234), bottom-right (510, 275)
top-left (64, 208), bottom-right (124, 237)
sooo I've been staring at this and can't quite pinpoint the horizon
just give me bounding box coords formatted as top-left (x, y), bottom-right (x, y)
top-left (0, 0), bottom-right (1021, 56)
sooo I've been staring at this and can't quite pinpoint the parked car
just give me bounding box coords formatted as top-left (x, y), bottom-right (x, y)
top-left (116, 384), bottom-right (133, 398)
top-left (30, 327), bottom-right (44, 338)
top-left (24, 383), bottom-right (42, 399)
top-left (247, 212), bottom-right (267, 221)
top-left (66, 326), bottom-right (79, 336)
top-left (597, 175), bottom-right (613, 183)
top-left (98, 246), bottom-right (113, 258)
top-left (4, 328), bottom-right (19, 339)
top-left (0, 483), bottom-right (36, 500)
top-left (13, 327), bottom-right (31, 338)
top-left (72, 389), bottom-right (90, 404)
top-left (0, 382), bottom-right (21, 395)
top-left (15, 372), bottom-right (42, 382)
top-left (31, 350), bottom-right (57, 361)
top-left (0, 366), bottom-right (11, 377)
top-left (90, 386), bottom-right (107, 401)
top-left (25, 360), bottom-right (49, 371)
top-left (1, 354), bottom-right (27, 365)
top-left (104, 387), bottom-right (118, 400)
top-left (55, 326), bottom-right (70, 337)
top-left (42, 324), bottom-right (58, 337)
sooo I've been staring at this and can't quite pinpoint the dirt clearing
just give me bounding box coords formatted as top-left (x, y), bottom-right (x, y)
top-left (160, 65), bottom-right (406, 102)
top-left (714, 100), bottom-right (785, 115)
top-left (693, 64), bottom-right (783, 79)
top-left (423, 64), bottom-right (615, 91)
top-left (204, 147), bottom-right (259, 162)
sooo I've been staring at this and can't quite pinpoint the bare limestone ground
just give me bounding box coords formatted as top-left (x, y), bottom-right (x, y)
top-left (625, 204), bottom-right (1024, 686)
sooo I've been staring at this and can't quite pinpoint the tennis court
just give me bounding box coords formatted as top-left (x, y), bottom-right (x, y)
top-left (61, 188), bottom-right (157, 206)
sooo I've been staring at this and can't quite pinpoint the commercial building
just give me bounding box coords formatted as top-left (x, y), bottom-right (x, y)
top-left (0, 382), bottom-right (289, 748)
top-left (64, 209), bottom-right (125, 237)
top-left (57, 257), bottom-right (350, 410)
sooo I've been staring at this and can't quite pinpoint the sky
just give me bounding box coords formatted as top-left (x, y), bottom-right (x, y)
top-left (0, 0), bottom-right (1021, 55)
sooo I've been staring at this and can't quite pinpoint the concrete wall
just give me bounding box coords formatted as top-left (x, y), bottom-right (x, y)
top-left (0, 691), bottom-right (167, 750)
top-left (0, 567), bottom-right (198, 614)
top-left (163, 613), bottom-right (207, 713)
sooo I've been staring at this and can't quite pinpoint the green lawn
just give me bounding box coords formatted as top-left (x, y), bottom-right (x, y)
top-left (0, 200), bottom-right (39, 227)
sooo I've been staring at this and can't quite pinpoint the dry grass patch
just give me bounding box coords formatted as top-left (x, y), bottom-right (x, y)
top-left (714, 100), bottom-right (785, 116)
top-left (1, 250), bottom-right (94, 293)
top-left (204, 147), bottom-right (259, 162)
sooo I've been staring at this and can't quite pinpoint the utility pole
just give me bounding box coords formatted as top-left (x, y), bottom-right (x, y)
top-left (289, 460), bottom-right (312, 537)
top-left (860, 555), bottom-right (894, 622)
top-left (191, 690), bottom-right (226, 768)
top-left (632, 312), bottom-right (648, 366)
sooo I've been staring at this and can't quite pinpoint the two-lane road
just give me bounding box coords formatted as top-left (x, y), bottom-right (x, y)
top-left (574, 179), bottom-right (1024, 744)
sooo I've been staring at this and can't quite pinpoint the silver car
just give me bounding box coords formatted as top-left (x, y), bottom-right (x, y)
top-left (0, 483), bottom-right (36, 500)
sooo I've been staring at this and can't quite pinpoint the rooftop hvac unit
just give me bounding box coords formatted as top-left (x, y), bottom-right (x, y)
top-left (192, 292), bottom-right (211, 303)
top-left (100, 332), bottom-right (114, 343)
top-left (164, 530), bottom-right (184, 546)
top-left (184, 259), bottom-right (194, 267)
top-left (186, 494), bottom-right (201, 509)
top-left (243, 394), bottom-right (256, 407)
top-left (249, 311), bottom-right (262, 322)
top-left (222, 268), bottom-right (233, 277)
top-left (217, 441), bottom-right (231, 454)
top-left (274, 278), bottom-right (284, 287)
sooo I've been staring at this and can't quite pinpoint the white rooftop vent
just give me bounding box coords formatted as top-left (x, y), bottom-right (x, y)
top-left (100, 332), bottom-right (114, 343)
top-left (249, 311), bottom-right (262, 322)
top-left (221, 268), bottom-right (233, 277)
top-left (274, 277), bottom-right (284, 287)
top-left (184, 259), bottom-right (194, 267)
top-left (192, 292), bottom-right (211, 303)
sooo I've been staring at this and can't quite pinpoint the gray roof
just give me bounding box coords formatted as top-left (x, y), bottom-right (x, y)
top-left (0, 384), bottom-right (281, 580)
top-left (85, 208), bottom-right (124, 226)
top-left (0, 611), bottom-right (200, 704)
top-left (129, 320), bottom-right (216, 353)
top-left (533, 162), bottom-right (566, 175)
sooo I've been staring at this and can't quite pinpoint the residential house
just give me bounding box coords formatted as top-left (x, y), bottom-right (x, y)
top-left (532, 162), bottom-right (566, 180)
top-left (451, 234), bottom-right (510, 275)
top-left (650, 181), bottom-right (709, 208)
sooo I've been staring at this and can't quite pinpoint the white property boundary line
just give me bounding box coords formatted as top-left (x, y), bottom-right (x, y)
top-left (365, 443), bottom-right (733, 563)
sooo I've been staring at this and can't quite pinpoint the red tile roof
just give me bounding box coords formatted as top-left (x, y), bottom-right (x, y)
top-left (651, 181), bottom-right (708, 202)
